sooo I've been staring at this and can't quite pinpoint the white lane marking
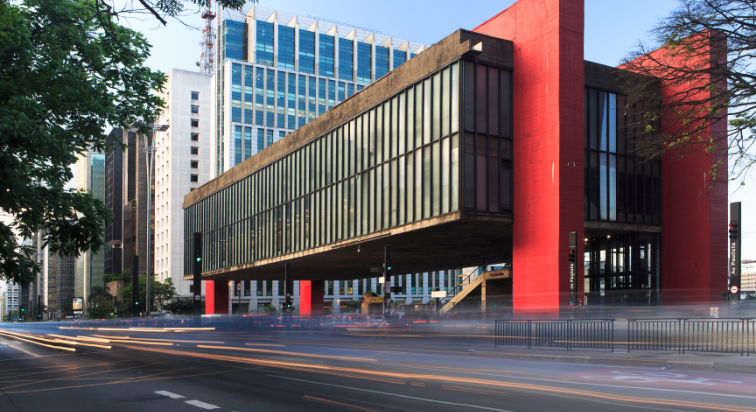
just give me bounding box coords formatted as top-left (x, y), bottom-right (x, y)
top-left (392, 364), bottom-right (756, 401)
top-left (185, 400), bottom-right (221, 409)
top-left (269, 375), bottom-right (515, 412)
top-left (155, 390), bottom-right (185, 399)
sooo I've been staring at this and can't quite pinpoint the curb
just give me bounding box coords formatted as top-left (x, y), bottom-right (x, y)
top-left (467, 349), bottom-right (756, 373)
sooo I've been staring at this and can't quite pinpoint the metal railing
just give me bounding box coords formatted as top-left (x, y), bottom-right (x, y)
top-left (495, 319), bottom-right (614, 351)
top-left (497, 318), bottom-right (756, 356)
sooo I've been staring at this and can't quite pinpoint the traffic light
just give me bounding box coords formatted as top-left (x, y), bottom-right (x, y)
top-left (729, 223), bottom-right (739, 240)
top-left (194, 249), bottom-right (202, 263)
top-left (568, 249), bottom-right (576, 263)
top-left (721, 291), bottom-right (730, 301)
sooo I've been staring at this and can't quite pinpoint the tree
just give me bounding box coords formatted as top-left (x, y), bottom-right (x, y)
top-left (0, 0), bottom-right (165, 285)
top-left (87, 285), bottom-right (114, 319)
top-left (120, 276), bottom-right (176, 313)
top-left (620, 0), bottom-right (756, 182)
top-left (165, 298), bottom-right (204, 315)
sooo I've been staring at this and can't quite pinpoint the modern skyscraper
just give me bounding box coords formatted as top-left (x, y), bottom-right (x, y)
top-left (154, 69), bottom-right (213, 298)
top-left (212, 6), bottom-right (428, 177)
top-left (42, 242), bottom-right (75, 320)
top-left (74, 149), bottom-right (108, 309)
top-left (104, 127), bottom-right (155, 287)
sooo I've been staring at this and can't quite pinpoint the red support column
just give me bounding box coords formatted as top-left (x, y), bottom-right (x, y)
top-left (474, 0), bottom-right (586, 313)
top-left (299, 280), bottom-right (324, 317)
top-left (205, 280), bottom-right (229, 315)
top-left (623, 32), bottom-right (728, 304)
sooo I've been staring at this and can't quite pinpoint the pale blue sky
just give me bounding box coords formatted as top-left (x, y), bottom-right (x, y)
top-left (125, 0), bottom-right (755, 258)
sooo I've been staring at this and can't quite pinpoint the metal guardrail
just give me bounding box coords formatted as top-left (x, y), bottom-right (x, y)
top-left (497, 318), bottom-right (755, 356)
top-left (495, 319), bottom-right (614, 351)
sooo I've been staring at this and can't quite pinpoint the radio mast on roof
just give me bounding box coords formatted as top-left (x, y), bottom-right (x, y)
top-left (198, 1), bottom-right (216, 75)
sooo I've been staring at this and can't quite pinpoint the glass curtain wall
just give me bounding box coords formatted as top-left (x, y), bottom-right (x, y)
top-left (339, 39), bottom-right (354, 81)
top-left (186, 61), bottom-right (506, 275)
top-left (462, 62), bottom-right (513, 213)
top-left (299, 30), bottom-right (316, 74)
top-left (278, 26), bottom-right (295, 70)
top-left (584, 87), bottom-right (661, 224)
top-left (319, 34), bottom-right (335, 77)
top-left (256, 21), bottom-right (274, 66)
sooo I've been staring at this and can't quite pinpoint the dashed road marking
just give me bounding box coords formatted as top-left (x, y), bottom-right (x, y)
top-left (155, 390), bottom-right (185, 399)
top-left (185, 400), bottom-right (221, 409)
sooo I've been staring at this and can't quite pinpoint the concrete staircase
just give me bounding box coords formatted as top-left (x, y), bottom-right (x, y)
top-left (440, 270), bottom-right (512, 315)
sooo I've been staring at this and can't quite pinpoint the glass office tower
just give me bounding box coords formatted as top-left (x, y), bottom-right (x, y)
top-left (214, 6), bottom-right (428, 177)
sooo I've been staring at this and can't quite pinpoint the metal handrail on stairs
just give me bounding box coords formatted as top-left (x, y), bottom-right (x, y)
top-left (441, 266), bottom-right (483, 305)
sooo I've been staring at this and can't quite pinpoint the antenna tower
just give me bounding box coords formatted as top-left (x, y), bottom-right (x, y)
top-left (199, 1), bottom-right (216, 75)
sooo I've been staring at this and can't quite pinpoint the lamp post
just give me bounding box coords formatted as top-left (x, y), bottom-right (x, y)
top-left (131, 121), bottom-right (169, 316)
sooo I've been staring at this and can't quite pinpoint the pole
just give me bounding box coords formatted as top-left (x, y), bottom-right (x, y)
top-left (284, 263), bottom-right (293, 321)
top-left (145, 126), bottom-right (154, 316)
top-left (193, 232), bottom-right (202, 320)
top-left (132, 255), bottom-right (139, 317)
top-left (383, 247), bottom-right (391, 319)
top-left (730, 202), bottom-right (742, 301)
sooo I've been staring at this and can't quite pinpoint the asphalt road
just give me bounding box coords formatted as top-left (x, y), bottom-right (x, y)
top-left (1, 321), bottom-right (755, 412)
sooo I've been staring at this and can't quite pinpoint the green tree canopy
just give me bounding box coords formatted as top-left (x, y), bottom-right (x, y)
top-left (120, 276), bottom-right (176, 313)
top-left (0, 0), bottom-right (166, 284)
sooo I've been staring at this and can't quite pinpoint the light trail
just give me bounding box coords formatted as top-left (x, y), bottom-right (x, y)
top-left (0, 331), bottom-right (76, 352)
top-left (195, 345), bottom-right (377, 363)
top-left (123, 344), bottom-right (756, 412)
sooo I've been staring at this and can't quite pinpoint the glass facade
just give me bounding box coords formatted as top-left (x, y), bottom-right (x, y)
top-left (223, 20), bottom-right (245, 63)
top-left (585, 87), bottom-right (661, 224)
top-left (393, 49), bottom-right (406, 69)
top-left (216, 15), bottom-right (426, 176)
top-left (357, 42), bottom-right (372, 84)
top-left (187, 60), bottom-right (509, 275)
top-left (339, 38), bottom-right (354, 81)
top-left (319, 34), bottom-right (335, 77)
top-left (375, 46), bottom-right (390, 79)
top-left (299, 30), bottom-right (315, 74)
top-left (462, 62), bottom-right (513, 212)
top-left (256, 21), bottom-right (274, 66)
top-left (278, 26), bottom-right (295, 70)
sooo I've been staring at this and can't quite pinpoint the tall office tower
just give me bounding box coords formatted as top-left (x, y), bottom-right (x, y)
top-left (212, 5), bottom-right (428, 177)
top-left (74, 149), bottom-right (108, 308)
top-left (3, 283), bottom-right (19, 319)
top-left (104, 128), bottom-right (154, 284)
top-left (154, 69), bottom-right (212, 298)
top-left (42, 240), bottom-right (75, 320)
top-left (104, 129), bottom-right (125, 276)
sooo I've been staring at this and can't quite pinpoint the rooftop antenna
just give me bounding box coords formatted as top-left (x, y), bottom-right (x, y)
top-left (199, 1), bottom-right (216, 75)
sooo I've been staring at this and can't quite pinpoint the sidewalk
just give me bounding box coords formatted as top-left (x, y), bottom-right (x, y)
top-left (468, 344), bottom-right (756, 373)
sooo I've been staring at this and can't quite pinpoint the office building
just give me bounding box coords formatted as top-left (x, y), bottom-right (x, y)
top-left (153, 69), bottom-right (213, 298)
top-left (212, 6), bottom-right (428, 177)
top-left (74, 149), bottom-right (109, 309)
top-left (104, 127), bottom-right (155, 288)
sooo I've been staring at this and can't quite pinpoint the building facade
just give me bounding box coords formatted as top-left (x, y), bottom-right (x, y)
top-left (213, 6), bottom-right (428, 177)
top-left (186, 0), bottom-right (728, 315)
top-left (74, 149), bottom-right (108, 309)
top-left (153, 69), bottom-right (213, 298)
top-left (42, 244), bottom-right (75, 319)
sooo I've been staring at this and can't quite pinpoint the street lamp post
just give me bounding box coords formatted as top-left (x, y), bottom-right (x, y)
top-left (132, 121), bottom-right (169, 316)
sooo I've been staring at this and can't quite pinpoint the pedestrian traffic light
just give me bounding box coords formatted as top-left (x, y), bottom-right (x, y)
top-left (568, 249), bottom-right (576, 263)
top-left (729, 223), bottom-right (739, 240)
top-left (721, 291), bottom-right (729, 301)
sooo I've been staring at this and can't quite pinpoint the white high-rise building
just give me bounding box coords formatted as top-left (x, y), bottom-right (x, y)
top-left (154, 69), bottom-right (213, 298)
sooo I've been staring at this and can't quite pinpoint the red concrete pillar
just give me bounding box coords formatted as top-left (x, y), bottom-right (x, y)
top-left (299, 280), bottom-right (325, 317)
top-left (474, 0), bottom-right (586, 313)
top-left (623, 32), bottom-right (728, 304)
top-left (205, 280), bottom-right (229, 315)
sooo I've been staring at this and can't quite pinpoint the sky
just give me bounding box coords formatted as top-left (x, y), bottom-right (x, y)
top-left (120, 0), bottom-right (756, 258)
